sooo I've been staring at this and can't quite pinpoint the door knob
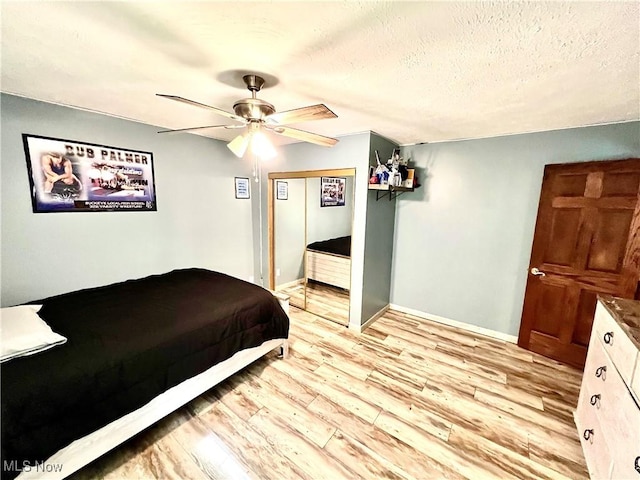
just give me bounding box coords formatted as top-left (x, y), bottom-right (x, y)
top-left (530, 267), bottom-right (546, 277)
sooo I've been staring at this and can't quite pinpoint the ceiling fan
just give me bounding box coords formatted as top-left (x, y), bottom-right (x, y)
top-left (156, 74), bottom-right (339, 159)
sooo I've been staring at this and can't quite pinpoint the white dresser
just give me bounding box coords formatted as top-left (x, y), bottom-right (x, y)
top-left (575, 296), bottom-right (640, 479)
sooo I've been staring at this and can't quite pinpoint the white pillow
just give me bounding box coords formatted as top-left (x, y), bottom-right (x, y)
top-left (0, 305), bottom-right (67, 362)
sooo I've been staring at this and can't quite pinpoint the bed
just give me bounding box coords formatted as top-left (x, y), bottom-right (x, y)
top-left (0, 268), bottom-right (289, 480)
top-left (305, 235), bottom-right (351, 290)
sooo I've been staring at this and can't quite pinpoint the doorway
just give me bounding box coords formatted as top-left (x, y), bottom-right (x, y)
top-left (518, 158), bottom-right (640, 368)
top-left (268, 168), bottom-right (355, 325)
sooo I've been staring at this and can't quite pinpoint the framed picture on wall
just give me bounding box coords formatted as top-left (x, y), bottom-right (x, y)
top-left (22, 133), bottom-right (157, 213)
top-left (320, 176), bottom-right (346, 207)
top-left (235, 177), bottom-right (250, 199)
top-left (276, 180), bottom-right (288, 200)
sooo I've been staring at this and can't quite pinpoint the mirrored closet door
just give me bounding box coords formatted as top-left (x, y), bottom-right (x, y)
top-left (273, 178), bottom-right (306, 309)
top-left (270, 169), bottom-right (355, 326)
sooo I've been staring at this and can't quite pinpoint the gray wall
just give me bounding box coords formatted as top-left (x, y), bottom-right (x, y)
top-left (1, 94), bottom-right (254, 306)
top-left (306, 176), bottom-right (354, 244)
top-left (393, 122), bottom-right (640, 337)
top-left (362, 133), bottom-right (398, 321)
top-left (274, 178), bottom-right (306, 286)
top-left (264, 133), bottom-right (370, 328)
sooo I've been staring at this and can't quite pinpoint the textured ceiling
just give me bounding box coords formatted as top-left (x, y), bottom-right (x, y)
top-left (1, 1), bottom-right (639, 146)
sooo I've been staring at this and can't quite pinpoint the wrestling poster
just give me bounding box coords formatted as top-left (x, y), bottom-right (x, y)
top-left (320, 176), bottom-right (346, 207)
top-left (23, 134), bottom-right (157, 213)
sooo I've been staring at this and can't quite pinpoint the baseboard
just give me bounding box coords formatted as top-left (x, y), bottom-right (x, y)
top-left (360, 304), bottom-right (390, 332)
top-left (275, 278), bottom-right (304, 291)
top-left (388, 304), bottom-right (518, 344)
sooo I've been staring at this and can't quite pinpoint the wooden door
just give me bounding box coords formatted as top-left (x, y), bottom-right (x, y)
top-left (518, 158), bottom-right (640, 369)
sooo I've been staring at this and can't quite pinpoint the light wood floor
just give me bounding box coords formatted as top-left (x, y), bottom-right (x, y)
top-left (278, 281), bottom-right (350, 326)
top-left (71, 307), bottom-right (587, 480)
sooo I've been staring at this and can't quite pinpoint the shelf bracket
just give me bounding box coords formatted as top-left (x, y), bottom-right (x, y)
top-left (375, 189), bottom-right (406, 201)
top-left (375, 190), bottom-right (390, 201)
top-left (389, 190), bottom-right (405, 201)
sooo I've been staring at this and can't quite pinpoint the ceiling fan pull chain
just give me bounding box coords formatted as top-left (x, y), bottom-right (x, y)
top-left (253, 154), bottom-right (260, 182)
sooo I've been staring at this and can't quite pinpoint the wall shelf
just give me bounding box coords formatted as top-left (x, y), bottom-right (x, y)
top-left (368, 184), bottom-right (415, 201)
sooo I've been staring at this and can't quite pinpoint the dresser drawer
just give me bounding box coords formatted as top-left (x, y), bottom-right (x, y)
top-left (632, 358), bottom-right (640, 402)
top-left (577, 299), bottom-right (640, 480)
top-left (602, 375), bottom-right (640, 479)
top-left (583, 336), bottom-right (639, 443)
top-left (594, 302), bottom-right (638, 384)
top-left (611, 452), bottom-right (640, 480)
top-left (575, 396), bottom-right (613, 480)
top-left (581, 329), bottom-right (616, 409)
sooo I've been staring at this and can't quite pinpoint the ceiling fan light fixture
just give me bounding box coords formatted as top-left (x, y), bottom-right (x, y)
top-left (251, 131), bottom-right (276, 160)
top-left (227, 133), bottom-right (250, 158)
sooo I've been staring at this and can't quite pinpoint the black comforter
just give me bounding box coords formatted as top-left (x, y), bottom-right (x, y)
top-left (1, 268), bottom-right (289, 479)
top-left (306, 235), bottom-right (351, 257)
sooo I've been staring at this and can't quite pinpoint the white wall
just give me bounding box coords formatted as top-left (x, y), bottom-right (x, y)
top-left (392, 122), bottom-right (640, 337)
top-left (1, 94), bottom-right (255, 306)
top-left (306, 176), bottom-right (354, 244)
top-left (274, 178), bottom-right (306, 286)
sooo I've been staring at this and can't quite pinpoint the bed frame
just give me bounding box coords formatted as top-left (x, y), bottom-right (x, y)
top-left (306, 249), bottom-right (351, 290)
top-left (17, 290), bottom-right (290, 480)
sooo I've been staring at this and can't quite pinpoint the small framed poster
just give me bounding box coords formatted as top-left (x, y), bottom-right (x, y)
top-left (235, 177), bottom-right (250, 199)
top-left (276, 180), bottom-right (288, 200)
top-left (320, 176), bottom-right (346, 207)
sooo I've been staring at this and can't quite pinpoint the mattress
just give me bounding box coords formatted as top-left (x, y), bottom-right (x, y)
top-left (1, 268), bottom-right (289, 479)
top-left (306, 235), bottom-right (351, 258)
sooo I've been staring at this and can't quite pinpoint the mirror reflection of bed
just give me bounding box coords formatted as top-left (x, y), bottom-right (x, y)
top-left (270, 170), bottom-right (354, 326)
top-left (304, 235), bottom-right (351, 325)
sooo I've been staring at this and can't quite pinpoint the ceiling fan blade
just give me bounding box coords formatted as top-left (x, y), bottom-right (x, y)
top-left (265, 104), bottom-right (337, 125)
top-left (267, 125), bottom-right (338, 147)
top-left (156, 94), bottom-right (247, 123)
top-left (157, 124), bottom-right (244, 134)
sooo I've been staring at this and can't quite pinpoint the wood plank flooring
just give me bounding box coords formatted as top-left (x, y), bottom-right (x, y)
top-left (278, 281), bottom-right (350, 326)
top-left (71, 307), bottom-right (587, 480)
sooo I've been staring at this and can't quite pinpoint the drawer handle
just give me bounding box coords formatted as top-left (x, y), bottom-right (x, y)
top-left (603, 332), bottom-right (613, 345)
top-left (635, 456), bottom-right (639, 473)
top-left (583, 429), bottom-right (594, 442)
top-left (589, 394), bottom-right (601, 406)
top-left (595, 366), bottom-right (606, 379)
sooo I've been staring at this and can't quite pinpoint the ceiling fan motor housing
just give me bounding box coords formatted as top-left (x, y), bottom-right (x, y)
top-left (233, 98), bottom-right (275, 121)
